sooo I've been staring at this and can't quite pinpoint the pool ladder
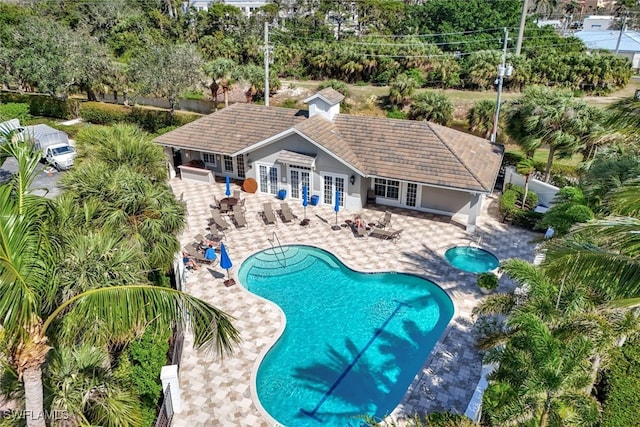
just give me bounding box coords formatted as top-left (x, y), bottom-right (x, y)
top-left (267, 231), bottom-right (287, 268)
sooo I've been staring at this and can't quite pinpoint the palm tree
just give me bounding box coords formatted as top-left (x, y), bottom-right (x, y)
top-left (543, 179), bottom-right (640, 301)
top-left (407, 91), bottom-right (453, 125)
top-left (506, 86), bottom-right (598, 182)
top-left (202, 58), bottom-right (239, 108)
top-left (516, 158), bottom-right (536, 209)
top-left (73, 124), bottom-right (168, 182)
top-left (474, 259), bottom-right (625, 426)
top-left (60, 163), bottom-right (185, 272)
top-left (484, 313), bottom-right (599, 427)
top-left (0, 141), bottom-right (240, 427)
top-left (388, 73), bottom-right (416, 107)
top-left (45, 345), bottom-right (143, 426)
top-left (467, 99), bottom-right (496, 139)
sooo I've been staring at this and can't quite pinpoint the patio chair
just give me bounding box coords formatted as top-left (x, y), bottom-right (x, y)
top-left (219, 202), bottom-right (229, 213)
top-left (370, 228), bottom-right (403, 242)
top-left (210, 209), bottom-right (231, 231)
top-left (376, 211), bottom-right (392, 229)
top-left (183, 245), bottom-right (199, 258)
top-left (233, 189), bottom-right (241, 199)
top-left (260, 202), bottom-right (277, 225)
top-left (232, 205), bottom-right (248, 228)
top-left (212, 195), bottom-right (220, 209)
top-left (355, 224), bottom-right (368, 238)
top-left (279, 202), bottom-right (296, 223)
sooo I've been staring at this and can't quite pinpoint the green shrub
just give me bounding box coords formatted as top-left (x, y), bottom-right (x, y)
top-left (280, 99), bottom-right (301, 109)
top-left (0, 92), bottom-right (79, 119)
top-left (539, 203), bottom-right (594, 235)
top-left (80, 102), bottom-right (129, 125)
top-left (498, 184), bottom-right (538, 224)
top-left (182, 90), bottom-right (204, 100)
top-left (0, 102), bottom-right (31, 122)
top-left (477, 272), bottom-right (499, 290)
top-left (116, 328), bottom-right (171, 427)
top-left (386, 108), bottom-right (407, 119)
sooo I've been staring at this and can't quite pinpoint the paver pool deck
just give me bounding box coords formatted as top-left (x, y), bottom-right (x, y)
top-left (170, 177), bottom-right (539, 427)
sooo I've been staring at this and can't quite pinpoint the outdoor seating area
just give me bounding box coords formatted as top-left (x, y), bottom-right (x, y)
top-left (183, 233), bottom-right (221, 267)
top-left (170, 176), bottom-right (541, 427)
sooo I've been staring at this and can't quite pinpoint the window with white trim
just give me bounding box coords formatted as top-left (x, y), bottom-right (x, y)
top-left (223, 155), bottom-right (233, 172)
top-left (374, 178), bottom-right (400, 200)
top-left (202, 153), bottom-right (216, 166)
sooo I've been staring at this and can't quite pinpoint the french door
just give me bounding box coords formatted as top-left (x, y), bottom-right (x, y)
top-left (322, 174), bottom-right (345, 207)
top-left (290, 166), bottom-right (311, 199)
top-left (405, 183), bottom-right (417, 207)
top-left (258, 164), bottom-right (280, 195)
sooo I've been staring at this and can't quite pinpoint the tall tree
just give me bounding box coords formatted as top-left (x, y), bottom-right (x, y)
top-left (506, 86), bottom-right (599, 182)
top-left (202, 58), bottom-right (240, 108)
top-left (129, 43), bottom-right (202, 115)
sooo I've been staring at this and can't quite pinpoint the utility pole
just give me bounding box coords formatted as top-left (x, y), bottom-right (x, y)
top-left (491, 28), bottom-right (513, 144)
top-left (264, 22), bottom-right (271, 107)
top-left (615, 12), bottom-right (628, 54)
top-left (515, 0), bottom-right (528, 55)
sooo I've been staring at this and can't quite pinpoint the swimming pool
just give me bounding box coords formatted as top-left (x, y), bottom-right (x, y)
top-left (238, 245), bottom-right (454, 426)
top-left (444, 247), bottom-right (499, 273)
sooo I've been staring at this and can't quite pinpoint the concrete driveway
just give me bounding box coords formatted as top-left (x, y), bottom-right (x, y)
top-left (0, 157), bottom-right (64, 198)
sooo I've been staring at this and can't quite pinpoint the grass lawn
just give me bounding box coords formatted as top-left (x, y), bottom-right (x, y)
top-left (281, 77), bottom-right (640, 114)
top-left (505, 144), bottom-right (583, 167)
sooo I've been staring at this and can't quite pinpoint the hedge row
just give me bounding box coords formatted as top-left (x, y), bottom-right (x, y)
top-left (601, 338), bottom-right (640, 427)
top-left (79, 102), bottom-right (201, 133)
top-left (0, 92), bottom-right (80, 119)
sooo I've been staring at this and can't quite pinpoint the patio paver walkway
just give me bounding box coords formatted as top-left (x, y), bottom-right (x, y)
top-left (170, 177), bottom-right (539, 427)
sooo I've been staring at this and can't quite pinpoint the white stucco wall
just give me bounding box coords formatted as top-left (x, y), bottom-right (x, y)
top-left (504, 166), bottom-right (559, 207)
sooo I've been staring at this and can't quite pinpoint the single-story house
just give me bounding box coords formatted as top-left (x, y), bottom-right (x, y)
top-left (155, 88), bottom-right (504, 232)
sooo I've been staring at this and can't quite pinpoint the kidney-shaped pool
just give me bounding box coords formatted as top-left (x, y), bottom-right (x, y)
top-left (238, 245), bottom-right (454, 426)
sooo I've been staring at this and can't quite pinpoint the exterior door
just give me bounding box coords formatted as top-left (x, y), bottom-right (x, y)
top-left (258, 164), bottom-right (279, 195)
top-left (290, 167), bottom-right (311, 199)
top-left (322, 174), bottom-right (345, 206)
top-left (405, 183), bottom-right (417, 207)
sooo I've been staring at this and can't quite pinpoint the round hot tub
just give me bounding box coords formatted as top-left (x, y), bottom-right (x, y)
top-left (445, 246), bottom-right (499, 273)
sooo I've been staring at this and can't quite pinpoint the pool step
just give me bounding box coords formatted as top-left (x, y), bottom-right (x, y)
top-left (248, 255), bottom-right (318, 278)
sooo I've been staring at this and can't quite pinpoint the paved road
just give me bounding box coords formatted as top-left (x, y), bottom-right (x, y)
top-left (0, 157), bottom-right (63, 198)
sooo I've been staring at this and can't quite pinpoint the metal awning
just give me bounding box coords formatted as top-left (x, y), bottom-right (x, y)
top-left (276, 150), bottom-right (316, 168)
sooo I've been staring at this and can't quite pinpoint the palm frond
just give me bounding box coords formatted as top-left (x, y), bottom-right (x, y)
top-left (472, 293), bottom-right (516, 316)
top-left (45, 285), bottom-right (241, 358)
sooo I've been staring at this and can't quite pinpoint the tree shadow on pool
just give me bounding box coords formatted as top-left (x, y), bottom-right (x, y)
top-left (291, 295), bottom-right (450, 424)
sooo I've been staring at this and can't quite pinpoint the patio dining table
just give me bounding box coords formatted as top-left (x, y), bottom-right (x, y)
top-left (220, 197), bottom-right (239, 207)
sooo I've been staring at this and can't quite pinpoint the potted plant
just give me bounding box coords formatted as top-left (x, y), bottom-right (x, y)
top-left (477, 272), bottom-right (499, 294)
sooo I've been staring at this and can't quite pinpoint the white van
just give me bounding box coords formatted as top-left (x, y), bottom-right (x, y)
top-left (0, 120), bottom-right (76, 170)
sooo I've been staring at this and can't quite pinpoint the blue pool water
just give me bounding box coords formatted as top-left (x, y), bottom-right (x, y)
top-left (238, 245), bottom-right (454, 427)
top-left (444, 247), bottom-right (499, 273)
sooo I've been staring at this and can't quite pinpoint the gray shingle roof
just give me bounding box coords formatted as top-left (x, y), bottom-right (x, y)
top-left (154, 103), bottom-right (307, 153)
top-left (155, 103), bottom-right (503, 193)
